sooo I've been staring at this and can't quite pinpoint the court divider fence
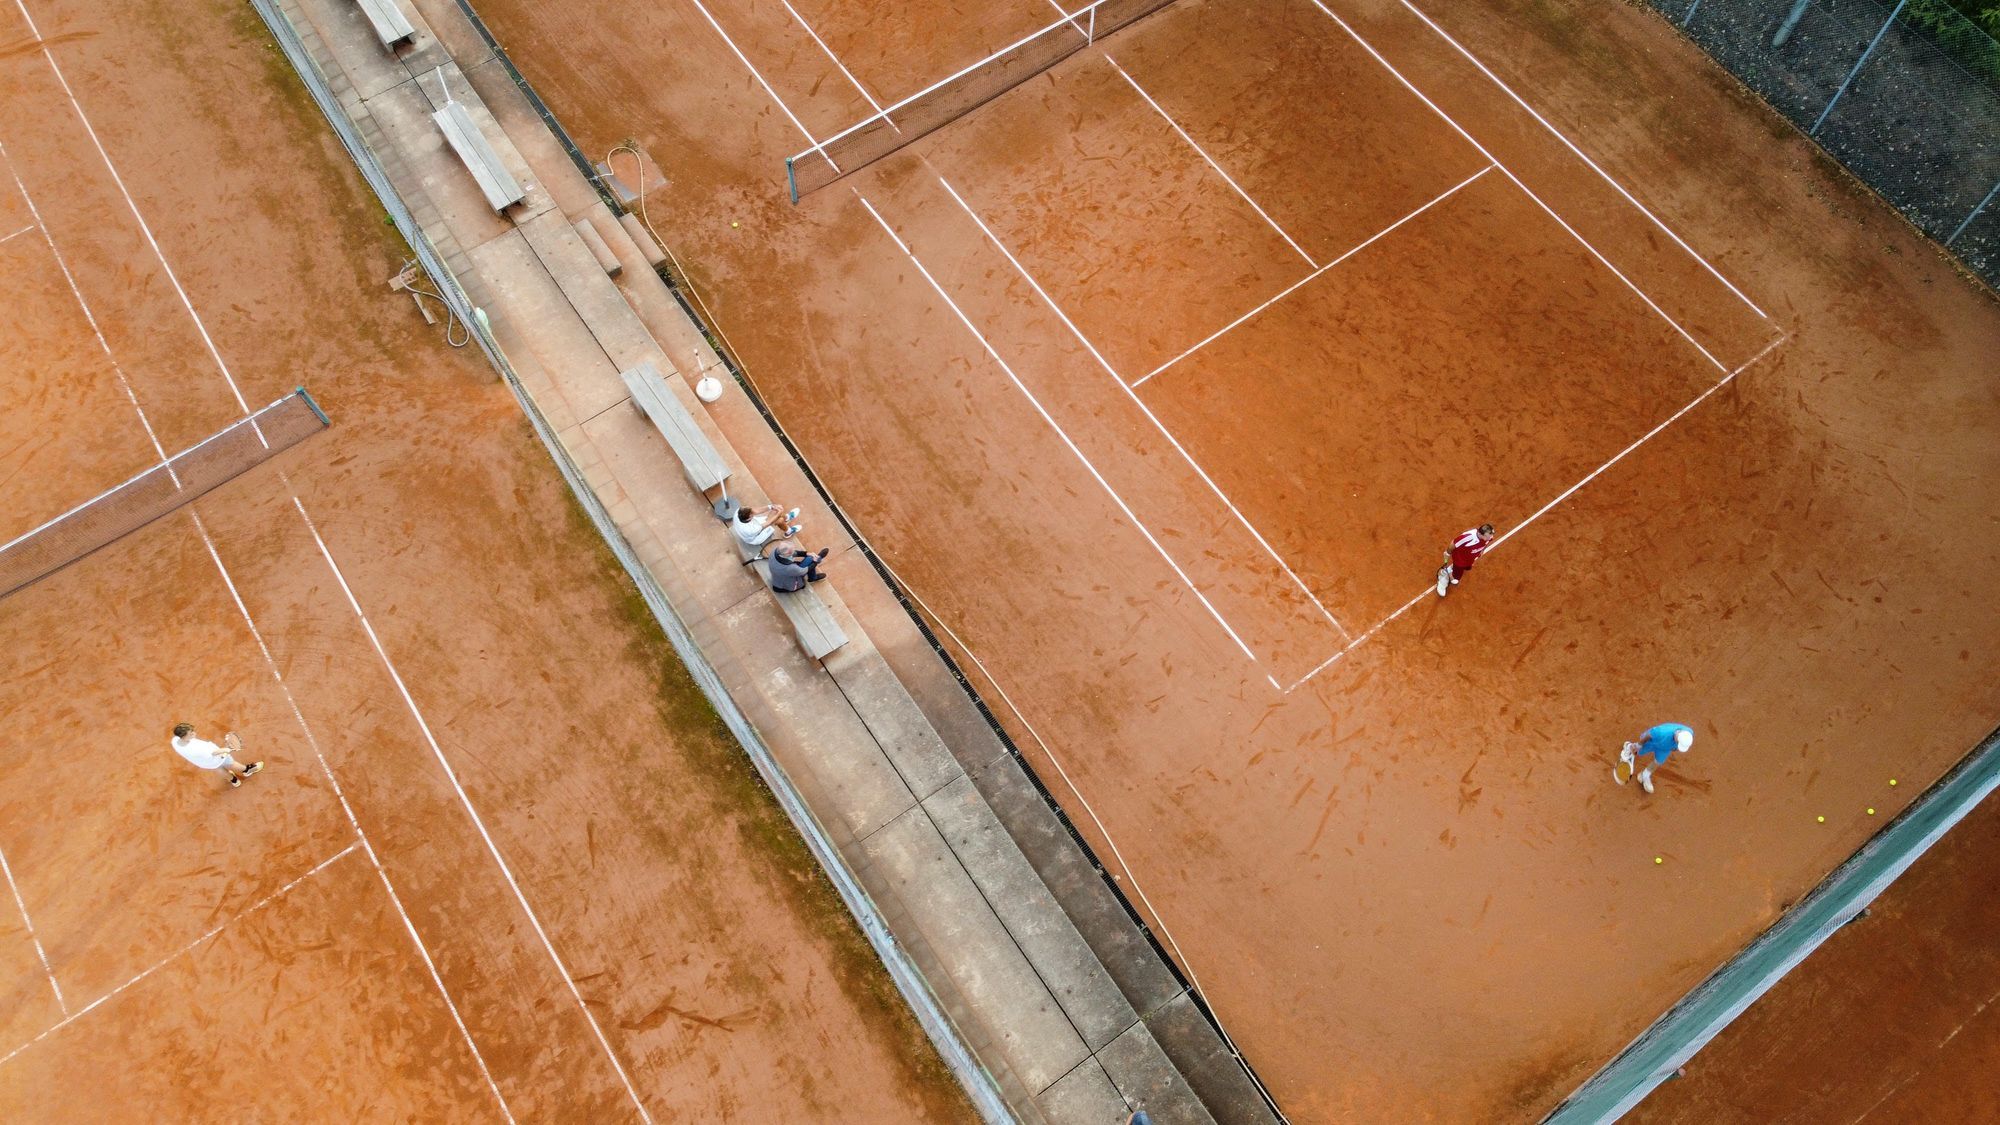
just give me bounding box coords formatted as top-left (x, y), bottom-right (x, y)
top-left (1648, 0), bottom-right (2000, 287)
top-left (1545, 723), bottom-right (2000, 1122)
top-left (245, 3), bottom-right (1012, 1119)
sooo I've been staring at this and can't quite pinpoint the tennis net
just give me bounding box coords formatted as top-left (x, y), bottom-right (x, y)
top-left (0, 388), bottom-right (330, 599)
top-left (786, 0), bottom-right (1179, 201)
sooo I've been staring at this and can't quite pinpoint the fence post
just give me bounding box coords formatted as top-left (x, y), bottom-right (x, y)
top-left (1772, 0), bottom-right (1813, 46)
top-left (1947, 177), bottom-right (2000, 247)
top-left (1812, 0), bottom-right (1910, 135)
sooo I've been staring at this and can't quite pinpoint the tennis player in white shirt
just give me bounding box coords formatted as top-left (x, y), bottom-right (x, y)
top-left (170, 723), bottom-right (264, 788)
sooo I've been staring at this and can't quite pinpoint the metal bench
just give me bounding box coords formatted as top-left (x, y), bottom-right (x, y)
top-left (355, 0), bottom-right (415, 50)
top-left (620, 361), bottom-right (730, 492)
top-left (753, 557), bottom-right (848, 660)
top-left (431, 101), bottom-right (526, 213)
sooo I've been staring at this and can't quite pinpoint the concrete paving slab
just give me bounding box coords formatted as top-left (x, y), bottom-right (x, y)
top-left (359, 79), bottom-right (514, 256)
top-left (517, 210), bottom-right (670, 383)
top-left (1038, 1057), bottom-right (1131, 1125)
top-left (860, 803), bottom-right (1090, 1096)
top-left (970, 747), bottom-right (1188, 1020)
top-left (924, 774), bottom-right (1137, 1055)
top-left (1145, 993), bottom-right (1279, 1125)
top-left (294, 0), bottom-right (416, 100)
top-left (464, 230), bottom-right (617, 416)
top-left (823, 645), bottom-right (965, 802)
top-left (1098, 1018), bottom-right (1217, 1125)
top-left (580, 408), bottom-right (759, 620)
top-left (708, 596), bottom-right (917, 844)
top-left (402, 0), bottom-right (503, 73)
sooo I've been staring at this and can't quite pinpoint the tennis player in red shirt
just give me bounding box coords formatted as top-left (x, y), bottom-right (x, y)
top-left (1436, 523), bottom-right (1496, 596)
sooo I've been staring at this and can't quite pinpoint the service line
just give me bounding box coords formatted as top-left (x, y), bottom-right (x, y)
top-left (1135, 162), bottom-right (1496, 387)
top-left (0, 844), bottom-right (360, 1068)
top-left (1396, 0), bottom-right (1767, 320)
top-left (857, 190), bottom-right (1264, 667)
top-left (1284, 329), bottom-right (1791, 693)
top-left (1304, 0), bottom-right (1727, 374)
top-left (935, 172), bottom-right (1351, 643)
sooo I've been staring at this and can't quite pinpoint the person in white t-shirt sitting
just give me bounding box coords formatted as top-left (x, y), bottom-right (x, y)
top-left (731, 503), bottom-right (802, 552)
top-left (170, 723), bottom-right (263, 789)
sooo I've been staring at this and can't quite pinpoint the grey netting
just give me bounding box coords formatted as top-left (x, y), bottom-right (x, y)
top-left (786, 0), bottom-right (1180, 200)
top-left (1651, 0), bottom-right (2000, 285)
top-left (0, 389), bottom-right (329, 598)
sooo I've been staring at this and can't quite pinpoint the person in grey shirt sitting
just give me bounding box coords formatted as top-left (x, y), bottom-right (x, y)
top-left (767, 545), bottom-right (830, 592)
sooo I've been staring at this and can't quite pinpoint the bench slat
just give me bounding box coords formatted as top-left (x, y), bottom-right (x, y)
top-left (620, 361), bottom-right (731, 492)
top-left (432, 102), bottom-right (525, 213)
top-left (752, 560), bottom-right (848, 659)
top-left (355, 0), bottom-right (415, 48)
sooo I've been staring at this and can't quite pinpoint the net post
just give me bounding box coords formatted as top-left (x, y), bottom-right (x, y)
top-left (786, 156), bottom-right (800, 205)
top-left (297, 386), bottom-right (332, 427)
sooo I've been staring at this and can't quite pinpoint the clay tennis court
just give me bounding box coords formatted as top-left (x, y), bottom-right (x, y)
top-left (474, 0), bottom-right (2000, 1118)
top-left (0, 0), bottom-right (963, 1119)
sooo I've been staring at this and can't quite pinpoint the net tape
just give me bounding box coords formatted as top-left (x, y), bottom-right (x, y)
top-left (0, 389), bottom-right (330, 599)
top-left (786, 0), bottom-right (1178, 200)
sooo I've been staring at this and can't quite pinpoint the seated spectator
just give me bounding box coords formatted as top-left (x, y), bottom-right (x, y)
top-left (767, 545), bottom-right (830, 592)
top-left (732, 503), bottom-right (801, 550)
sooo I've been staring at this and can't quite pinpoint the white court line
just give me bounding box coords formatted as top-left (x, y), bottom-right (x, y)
top-left (1134, 162), bottom-right (1496, 387)
top-left (1397, 0), bottom-right (1768, 321)
top-left (0, 138), bottom-right (181, 490)
top-left (190, 507), bottom-right (515, 1120)
top-left (0, 844), bottom-right (359, 1068)
top-left (857, 191), bottom-right (1264, 667)
top-left (679, 0), bottom-right (833, 174)
top-left (291, 499), bottom-right (655, 1123)
top-left (0, 845), bottom-right (63, 1014)
top-left (0, 222), bottom-right (33, 244)
top-left (1283, 330), bottom-right (1790, 693)
top-left (3, 128), bottom-right (513, 1114)
top-left (779, 0), bottom-right (893, 124)
top-left (1305, 0), bottom-right (1728, 374)
top-left (935, 173), bottom-right (1352, 642)
top-left (1103, 56), bottom-right (1317, 268)
top-left (15, 0), bottom-right (261, 439)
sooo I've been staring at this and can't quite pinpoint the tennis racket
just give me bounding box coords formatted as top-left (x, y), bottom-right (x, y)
top-left (223, 732), bottom-right (243, 752)
top-left (1435, 563), bottom-right (1452, 597)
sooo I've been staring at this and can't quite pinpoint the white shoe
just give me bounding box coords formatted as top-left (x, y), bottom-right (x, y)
top-left (1639, 773), bottom-right (1655, 794)
top-left (783, 508), bottom-right (801, 523)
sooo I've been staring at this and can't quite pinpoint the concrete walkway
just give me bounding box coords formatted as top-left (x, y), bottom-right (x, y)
top-left (262, 1), bottom-right (1279, 1121)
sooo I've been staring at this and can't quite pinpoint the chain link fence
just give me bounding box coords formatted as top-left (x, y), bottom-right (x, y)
top-left (1651, 0), bottom-right (2000, 286)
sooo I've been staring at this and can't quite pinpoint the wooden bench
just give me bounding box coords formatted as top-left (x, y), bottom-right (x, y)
top-left (432, 101), bottom-right (526, 213)
top-left (620, 361), bottom-right (730, 492)
top-left (355, 0), bottom-right (416, 50)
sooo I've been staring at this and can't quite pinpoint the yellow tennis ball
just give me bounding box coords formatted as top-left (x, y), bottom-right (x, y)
top-left (1816, 816), bottom-right (1825, 823)
top-left (731, 221), bottom-right (741, 228)
top-left (1654, 856), bottom-right (1664, 864)
top-left (1889, 779), bottom-right (1898, 786)
top-left (1867, 808), bottom-right (1876, 815)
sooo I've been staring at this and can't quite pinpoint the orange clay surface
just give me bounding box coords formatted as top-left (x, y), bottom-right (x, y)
top-left (1631, 786), bottom-right (2000, 1124)
top-left (0, 1), bottom-right (968, 1120)
top-left (474, 0), bottom-right (2000, 1118)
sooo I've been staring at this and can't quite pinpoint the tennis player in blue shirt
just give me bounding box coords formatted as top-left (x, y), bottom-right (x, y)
top-left (1616, 723), bottom-right (1694, 794)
